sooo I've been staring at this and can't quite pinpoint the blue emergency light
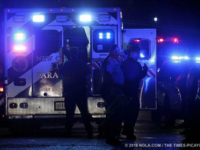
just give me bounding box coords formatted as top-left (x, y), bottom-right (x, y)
top-left (79, 15), bottom-right (92, 22)
top-left (14, 32), bottom-right (26, 42)
top-left (99, 33), bottom-right (103, 39)
top-left (32, 15), bottom-right (45, 22)
top-left (106, 32), bottom-right (111, 39)
top-left (140, 53), bottom-right (145, 58)
top-left (98, 32), bottom-right (111, 39)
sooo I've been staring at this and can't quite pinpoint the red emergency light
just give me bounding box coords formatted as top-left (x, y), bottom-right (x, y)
top-left (157, 38), bottom-right (164, 43)
top-left (173, 38), bottom-right (179, 43)
top-left (13, 45), bottom-right (27, 53)
top-left (133, 39), bottom-right (140, 43)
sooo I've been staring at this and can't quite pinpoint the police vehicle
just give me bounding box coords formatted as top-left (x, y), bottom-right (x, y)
top-left (154, 37), bottom-right (200, 126)
top-left (1, 8), bottom-right (157, 131)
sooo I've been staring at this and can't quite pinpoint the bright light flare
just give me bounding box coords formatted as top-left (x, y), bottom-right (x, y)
top-left (140, 53), bottom-right (145, 58)
top-left (99, 33), bottom-right (103, 39)
top-left (14, 32), bottom-right (26, 41)
top-left (79, 15), bottom-right (91, 22)
top-left (154, 17), bottom-right (158, 22)
top-left (173, 38), bottom-right (179, 43)
top-left (158, 38), bottom-right (164, 43)
top-left (0, 87), bottom-right (4, 92)
top-left (106, 32), bottom-right (111, 39)
top-left (32, 15), bottom-right (45, 22)
top-left (134, 39), bottom-right (140, 43)
top-left (13, 45), bottom-right (26, 52)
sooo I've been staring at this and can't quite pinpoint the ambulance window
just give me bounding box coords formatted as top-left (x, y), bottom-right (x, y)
top-left (130, 38), bottom-right (150, 60)
top-left (93, 29), bottom-right (115, 53)
top-left (35, 30), bottom-right (61, 53)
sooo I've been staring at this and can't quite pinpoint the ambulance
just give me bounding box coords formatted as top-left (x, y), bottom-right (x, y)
top-left (1, 8), bottom-right (156, 129)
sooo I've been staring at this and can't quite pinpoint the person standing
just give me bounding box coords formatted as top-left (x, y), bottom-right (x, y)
top-left (101, 44), bottom-right (124, 144)
top-left (121, 45), bottom-right (148, 140)
top-left (59, 47), bottom-right (93, 138)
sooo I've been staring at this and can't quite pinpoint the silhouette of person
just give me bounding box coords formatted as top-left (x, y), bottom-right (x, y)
top-left (101, 44), bottom-right (124, 144)
top-left (121, 45), bottom-right (148, 140)
top-left (59, 47), bottom-right (93, 138)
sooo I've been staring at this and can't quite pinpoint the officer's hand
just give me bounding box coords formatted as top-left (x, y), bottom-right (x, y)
top-left (143, 63), bottom-right (148, 71)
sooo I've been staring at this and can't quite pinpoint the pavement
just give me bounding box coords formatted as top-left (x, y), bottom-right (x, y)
top-left (0, 110), bottom-right (199, 150)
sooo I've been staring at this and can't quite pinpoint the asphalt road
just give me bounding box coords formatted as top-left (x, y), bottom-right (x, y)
top-left (0, 111), bottom-right (199, 150)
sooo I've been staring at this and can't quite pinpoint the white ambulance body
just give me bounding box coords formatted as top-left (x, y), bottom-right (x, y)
top-left (3, 8), bottom-right (156, 121)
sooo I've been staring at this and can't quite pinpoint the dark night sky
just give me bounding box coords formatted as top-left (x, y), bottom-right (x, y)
top-left (1, 0), bottom-right (200, 49)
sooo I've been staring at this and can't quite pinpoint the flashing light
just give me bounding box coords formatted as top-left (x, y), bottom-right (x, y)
top-left (13, 45), bottom-right (26, 52)
top-left (99, 33), bottom-right (103, 39)
top-left (106, 32), bottom-right (111, 39)
top-left (14, 32), bottom-right (26, 41)
top-left (196, 57), bottom-right (200, 63)
top-left (140, 53), bottom-right (145, 58)
top-left (171, 55), bottom-right (190, 63)
top-left (0, 87), bottom-right (4, 93)
top-left (98, 32), bottom-right (111, 39)
top-left (172, 56), bottom-right (179, 60)
top-left (158, 38), bottom-right (164, 43)
top-left (196, 57), bottom-right (200, 60)
top-left (32, 15), bottom-right (45, 22)
top-left (133, 39), bottom-right (140, 43)
top-left (154, 17), bottom-right (158, 22)
top-left (173, 38), bottom-right (179, 43)
top-left (79, 15), bottom-right (91, 22)
top-left (184, 56), bottom-right (189, 60)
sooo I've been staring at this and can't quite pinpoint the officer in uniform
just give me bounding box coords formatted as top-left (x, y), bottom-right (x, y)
top-left (101, 44), bottom-right (124, 144)
top-left (121, 45), bottom-right (148, 140)
top-left (59, 47), bottom-right (93, 138)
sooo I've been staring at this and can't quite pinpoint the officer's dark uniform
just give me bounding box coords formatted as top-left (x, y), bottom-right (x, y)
top-left (59, 48), bottom-right (93, 137)
top-left (101, 54), bottom-right (124, 144)
top-left (121, 57), bottom-right (147, 139)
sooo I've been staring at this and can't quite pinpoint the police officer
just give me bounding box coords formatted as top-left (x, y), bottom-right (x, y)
top-left (121, 45), bottom-right (148, 140)
top-left (101, 44), bottom-right (124, 144)
top-left (59, 47), bottom-right (93, 138)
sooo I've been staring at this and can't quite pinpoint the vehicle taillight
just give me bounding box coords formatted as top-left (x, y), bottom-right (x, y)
top-left (0, 82), bottom-right (3, 93)
top-left (0, 87), bottom-right (4, 93)
top-left (9, 103), bottom-right (18, 109)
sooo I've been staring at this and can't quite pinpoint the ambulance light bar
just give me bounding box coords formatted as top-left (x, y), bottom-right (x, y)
top-left (32, 15), bottom-right (45, 22)
top-left (14, 32), bottom-right (26, 42)
top-left (13, 45), bottom-right (26, 52)
top-left (79, 15), bottom-right (92, 22)
top-left (106, 33), bottom-right (111, 39)
top-left (171, 56), bottom-right (189, 60)
top-left (98, 32), bottom-right (111, 39)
